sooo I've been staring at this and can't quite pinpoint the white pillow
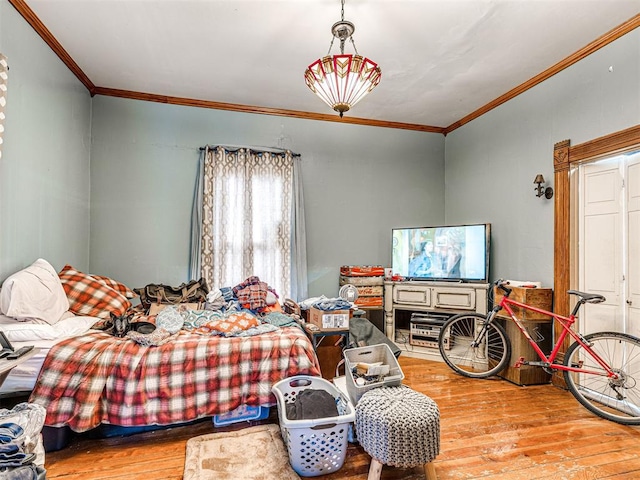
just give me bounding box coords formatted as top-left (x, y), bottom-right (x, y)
top-left (0, 313), bottom-right (96, 342)
top-left (0, 259), bottom-right (69, 325)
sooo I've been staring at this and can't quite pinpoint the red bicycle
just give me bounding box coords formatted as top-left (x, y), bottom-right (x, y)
top-left (438, 279), bottom-right (640, 425)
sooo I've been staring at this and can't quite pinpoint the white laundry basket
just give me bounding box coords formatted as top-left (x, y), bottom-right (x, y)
top-left (272, 375), bottom-right (355, 477)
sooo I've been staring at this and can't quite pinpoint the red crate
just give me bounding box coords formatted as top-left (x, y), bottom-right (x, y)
top-left (339, 265), bottom-right (384, 277)
top-left (354, 296), bottom-right (384, 307)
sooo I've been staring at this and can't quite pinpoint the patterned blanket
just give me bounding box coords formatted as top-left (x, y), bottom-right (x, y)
top-left (29, 327), bottom-right (320, 432)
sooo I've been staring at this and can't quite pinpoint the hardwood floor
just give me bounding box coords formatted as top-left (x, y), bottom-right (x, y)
top-left (44, 356), bottom-right (640, 479)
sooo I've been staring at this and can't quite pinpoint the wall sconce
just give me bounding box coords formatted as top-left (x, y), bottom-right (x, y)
top-left (534, 174), bottom-right (554, 199)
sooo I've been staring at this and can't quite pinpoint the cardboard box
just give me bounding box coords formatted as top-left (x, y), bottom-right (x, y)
top-left (308, 307), bottom-right (350, 330)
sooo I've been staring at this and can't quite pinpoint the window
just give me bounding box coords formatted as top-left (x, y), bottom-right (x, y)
top-left (192, 146), bottom-right (307, 300)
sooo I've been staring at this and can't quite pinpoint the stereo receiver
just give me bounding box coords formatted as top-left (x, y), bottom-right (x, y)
top-left (409, 312), bottom-right (451, 350)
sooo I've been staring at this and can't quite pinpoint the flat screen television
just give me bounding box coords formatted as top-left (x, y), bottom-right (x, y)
top-left (391, 223), bottom-right (490, 283)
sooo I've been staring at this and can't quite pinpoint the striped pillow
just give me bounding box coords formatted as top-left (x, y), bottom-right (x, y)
top-left (58, 265), bottom-right (131, 319)
top-left (92, 274), bottom-right (137, 299)
top-left (209, 312), bottom-right (260, 334)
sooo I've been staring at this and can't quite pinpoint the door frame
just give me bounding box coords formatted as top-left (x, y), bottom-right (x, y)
top-left (553, 124), bottom-right (640, 385)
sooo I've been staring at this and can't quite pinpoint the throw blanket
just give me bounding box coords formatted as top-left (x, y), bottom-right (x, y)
top-left (232, 276), bottom-right (277, 310)
top-left (29, 327), bottom-right (320, 432)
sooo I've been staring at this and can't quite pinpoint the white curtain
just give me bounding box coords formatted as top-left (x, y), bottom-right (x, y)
top-left (190, 145), bottom-right (308, 300)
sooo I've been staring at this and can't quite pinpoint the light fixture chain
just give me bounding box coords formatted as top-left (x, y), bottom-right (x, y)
top-left (349, 36), bottom-right (359, 56)
top-left (327, 36), bottom-right (336, 56)
top-left (339, 0), bottom-right (346, 53)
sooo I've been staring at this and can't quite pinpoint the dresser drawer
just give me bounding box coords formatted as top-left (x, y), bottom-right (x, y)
top-left (433, 287), bottom-right (476, 310)
top-left (393, 285), bottom-right (431, 306)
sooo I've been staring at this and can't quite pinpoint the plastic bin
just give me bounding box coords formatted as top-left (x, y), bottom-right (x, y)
top-left (213, 404), bottom-right (270, 426)
top-left (272, 375), bottom-right (355, 477)
top-left (343, 343), bottom-right (405, 404)
top-left (42, 425), bottom-right (72, 452)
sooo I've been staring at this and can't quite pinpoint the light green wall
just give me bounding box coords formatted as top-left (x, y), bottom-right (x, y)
top-left (0, 1), bottom-right (92, 281)
top-left (1, 0), bottom-right (443, 298)
top-left (444, 29), bottom-right (640, 287)
top-left (4, 0), bottom-right (638, 297)
top-left (89, 97), bottom-right (445, 296)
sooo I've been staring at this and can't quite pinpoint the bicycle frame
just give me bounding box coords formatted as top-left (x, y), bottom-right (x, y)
top-left (494, 295), bottom-right (619, 379)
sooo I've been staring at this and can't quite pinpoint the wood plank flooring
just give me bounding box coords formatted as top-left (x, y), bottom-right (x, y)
top-left (44, 356), bottom-right (640, 479)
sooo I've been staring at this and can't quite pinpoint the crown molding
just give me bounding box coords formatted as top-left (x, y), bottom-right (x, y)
top-left (9, 1), bottom-right (639, 134)
top-left (8, 0), bottom-right (95, 94)
top-left (444, 13), bottom-right (640, 135)
top-left (92, 87), bottom-right (446, 133)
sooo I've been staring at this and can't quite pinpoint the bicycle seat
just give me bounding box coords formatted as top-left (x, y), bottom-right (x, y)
top-left (567, 290), bottom-right (606, 304)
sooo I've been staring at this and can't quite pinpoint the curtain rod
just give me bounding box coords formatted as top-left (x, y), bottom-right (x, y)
top-left (199, 145), bottom-right (301, 157)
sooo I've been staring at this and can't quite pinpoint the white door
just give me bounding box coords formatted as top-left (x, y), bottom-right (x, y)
top-left (579, 152), bottom-right (640, 336)
top-left (579, 160), bottom-right (623, 334)
top-left (627, 154), bottom-right (640, 338)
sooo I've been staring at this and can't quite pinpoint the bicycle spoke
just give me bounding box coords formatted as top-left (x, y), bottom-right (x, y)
top-left (564, 332), bottom-right (640, 425)
top-left (439, 314), bottom-right (510, 379)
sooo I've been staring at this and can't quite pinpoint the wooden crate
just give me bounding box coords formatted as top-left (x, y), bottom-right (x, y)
top-left (492, 286), bottom-right (554, 385)
top-left (494, 286), bottom-right (553, 321)
top-left (355, 285), bottom-right (384, 296)
top-left (354, 296), bottom-right (383, 307)
top-left (496, 317), bottom-right (553, 386)
top-left (339, 265), bottom-right (384, 277)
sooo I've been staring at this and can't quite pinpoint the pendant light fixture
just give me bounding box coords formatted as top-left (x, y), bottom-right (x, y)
top-left (304, 0), bottom-right (381, 117)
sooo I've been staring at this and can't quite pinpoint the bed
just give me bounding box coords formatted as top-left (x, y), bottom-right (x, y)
top-left (29, 326), bottom-right (319, 432)
top-left (0, 314), bottom-right (98, 395)
top-left (0, 259), bottom-right (321, 437)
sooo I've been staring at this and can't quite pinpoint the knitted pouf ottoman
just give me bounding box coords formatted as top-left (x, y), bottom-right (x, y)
top-left (355, 385), bottom-right (440, 480)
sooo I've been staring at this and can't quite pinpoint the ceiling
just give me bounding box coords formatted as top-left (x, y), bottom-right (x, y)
top-left (18, 0), bottom-right (640, 130)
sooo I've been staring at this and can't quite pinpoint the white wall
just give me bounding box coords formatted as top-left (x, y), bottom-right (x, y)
top-left (0, 1), bottom-right (92, 281)
top-left (89, 96), bottom-right (445, 297)
top-left (444, 29), bottom-right (640, 287)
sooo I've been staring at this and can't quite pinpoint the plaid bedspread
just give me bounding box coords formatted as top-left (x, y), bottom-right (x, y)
top-left (29, 327), bottom-right (320, 432)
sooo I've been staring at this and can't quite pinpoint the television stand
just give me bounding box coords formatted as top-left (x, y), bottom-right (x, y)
top-left (384, 280), bottom-right (489, 362)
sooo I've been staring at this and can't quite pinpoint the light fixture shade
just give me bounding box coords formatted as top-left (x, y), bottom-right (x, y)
top-left (305, 54), bottom-right (381, 116)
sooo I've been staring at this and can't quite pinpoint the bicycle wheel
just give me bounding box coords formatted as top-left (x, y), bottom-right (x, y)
top-left (564, 332), bottom-right (640, 425)
top-left (439, 313), bottom-right (511, 378)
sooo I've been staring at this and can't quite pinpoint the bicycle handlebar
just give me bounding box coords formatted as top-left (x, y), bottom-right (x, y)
top-left (494, 279), bottom-right (512, 296)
